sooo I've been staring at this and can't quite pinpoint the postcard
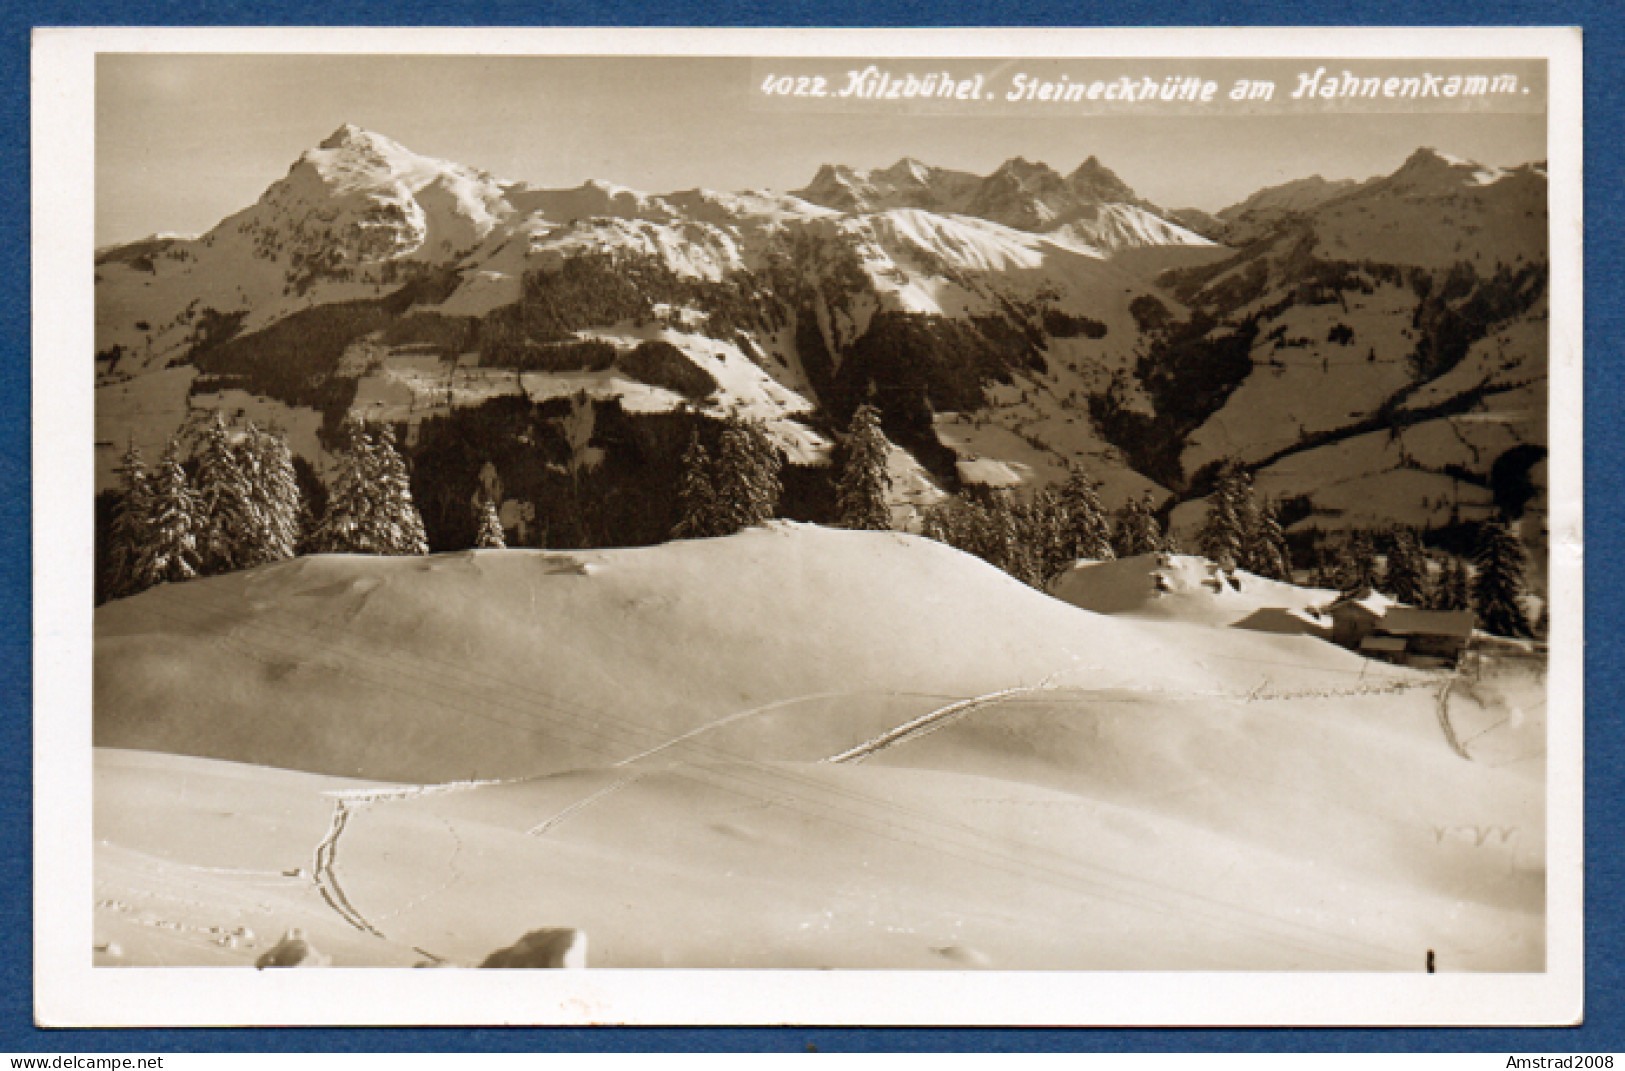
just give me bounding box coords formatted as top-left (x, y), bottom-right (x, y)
top-left (33, 25), bottom-right (1582, 1025)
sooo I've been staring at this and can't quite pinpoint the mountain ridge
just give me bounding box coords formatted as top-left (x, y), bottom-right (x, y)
top-left (95, 124), bottom-right (1549, 572)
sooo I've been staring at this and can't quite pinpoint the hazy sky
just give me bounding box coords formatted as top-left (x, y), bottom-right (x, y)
top-left (97, 54), bottom-right (1548, 247)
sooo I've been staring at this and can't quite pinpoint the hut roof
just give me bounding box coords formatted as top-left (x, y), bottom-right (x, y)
top-left (1380, 608), bottom-right (1475, 639)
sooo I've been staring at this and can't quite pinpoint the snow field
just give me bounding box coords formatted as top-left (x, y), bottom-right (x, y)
top-left (94, 526), bottom-right (1542, 970)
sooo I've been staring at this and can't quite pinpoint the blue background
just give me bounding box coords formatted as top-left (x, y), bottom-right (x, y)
top-left (8, 0), bottom-right (1619, 1053)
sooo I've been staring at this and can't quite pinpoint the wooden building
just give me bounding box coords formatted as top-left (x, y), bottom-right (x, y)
top-left (1324, 595), bottom-right (1475, 668)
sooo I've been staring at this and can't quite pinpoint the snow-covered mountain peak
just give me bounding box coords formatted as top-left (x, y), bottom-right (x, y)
top-left (879, 156), bottom-right (933, 184)
top-left (247, 127), bottom-right (515, 262)
top-left (318, 122), bottom-right (376, 151)
top-left (292, 124), bottom-right (464, 192)
top-left (1368, 145), bottom-right (1536, 198)
top-left (1394, 145), bottom-right (1468, 176)
top-left (1066, 156), bottom-right (1140, 204)
top-left (988, 156), bottom-right (1062, 184)
top-left (1388, 146), bottom-right (1504, 187)
top-left (788, 154), bottom-right (1198, 248)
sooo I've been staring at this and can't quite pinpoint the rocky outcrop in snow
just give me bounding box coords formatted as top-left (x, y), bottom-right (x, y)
top-left (480, 927), bottom-right (588, 968)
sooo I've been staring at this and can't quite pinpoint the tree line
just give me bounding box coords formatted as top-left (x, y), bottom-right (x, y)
top-left (103, 410), bottom-right (431, 601)
top-left (101, 405), bottom-right (1540, 640)
top-left (667, 404), bottom-right (894, 540)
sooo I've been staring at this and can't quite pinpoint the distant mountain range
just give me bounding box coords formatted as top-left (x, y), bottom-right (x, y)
top-left (95, 126), bottom-right (1549, 569)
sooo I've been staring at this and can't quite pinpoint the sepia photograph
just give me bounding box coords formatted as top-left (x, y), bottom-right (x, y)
top-left (33, 26), bottom-right (1583, 1026)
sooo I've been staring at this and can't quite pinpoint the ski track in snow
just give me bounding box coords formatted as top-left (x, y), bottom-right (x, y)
top-left (611, 689), bottom-right (960, 768)
top-left (527, 773), bottom-right (645, 837)
top-left (1435, 676), bottom-right (1472, 761)
top-left (312, 797), bottom-right (384, 938)
top-left (309, 778), bottom-right (515, 946)
top-left (823, 683), bottom-right (1052, 765)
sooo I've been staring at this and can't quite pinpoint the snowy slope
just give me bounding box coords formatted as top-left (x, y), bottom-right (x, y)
top-left (1049, 552), bottom-right (1337, 633)
top-left (101, 524), bottom-right (1390, 783)
top-left (93, 526), bottom-right (1542, 971)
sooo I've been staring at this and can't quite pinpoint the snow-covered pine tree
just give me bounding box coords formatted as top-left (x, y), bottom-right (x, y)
top-left (1197, 465), bottom-right (1247, 571)
top-left (106, 438), bottom-right (154, 599)
top-left (368, 424), bottom-right (429, 555)
top-left (976, 489), bottom-right (1037, 587)
top-left (313, 421), bottom-right (428, 555)
top-left (1019, 487), bottom-right (1074, 584)
top-left (1058, 469), bottom-right (1114, 561)
top-left (1384, 526), bottom-right (1429, 606)
top-left (188, 408), bottom-right (260, 575)
top-left (1109, 495), bottom-right (1141, 558)
top-left (834, 404), bottom-right (892, 531)
top-left (920, 491), bottom-right (1022, 586)
top-left (1251, 497), bottom-right (1292, 581)
top-left (474, 491), bottom-right (507, 549)
top-left (133, 437), bottom-right (200, 589)
top-left (672, 431), bottom-right (722, 539)
top-left (1473, 518), bottom-right (1533, 637)
top-left (1112, 492), bottom-right (1164, 557)
top-left (311, 421), bottom-right (376, 553)
top-left (711, 415), bottom-right (782, 534)
top-left (1233, 471), bottom-right (1265, 572)
top-left (237, 421), bottom-right (301, 567)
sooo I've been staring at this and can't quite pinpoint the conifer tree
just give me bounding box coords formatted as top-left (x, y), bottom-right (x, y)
top-left (1251, 497), bottom-right (1292, 581)
top-left (370, 424), bottom-right (429, 555)
top-left (474, 491), bottom-right (507, 549)
top-left (1113, 491), bottom-right (1166, 557)
top-left (1345, 529), bottom-right (1379, 594)
top-left (834, 404), bottom-right (892, 531)
top-left (133, 437), bottom-right (200, 589)
top-left (1430, 554), bottom-right (1471, 612)
top-left (312, 422), bottom-right (375, 553)
top-left (1384, 526), bottom-right (1428, 606)
top-left (1198, 465), bottom-right (1247, 571)
top-left (1473, 518), bottom-right (1533, 637)
top-left (922, 492), bottom-right (1010, 584)
top-left (711, 415), bottom-right (782, 534)
top-left (106, 438), bottom-right (153, 599)
top-left (188, 409), bottom-right (259, 575)
top-left (672, 431), bottom-right (723, 539)
top-left (237, 421), bottom-right (301, 567)
top-left (1234, 471), bottom-right (1266, 572)
top-left (1058, 470), bottom-right (1114, 561)
top-left (313, 421), bottom-right (428, 555)
top-left (1020, 487), bottom-right (1074, 584)
top-left (1449, 556), bottom-right (1472, 612)
top-left (1308, 539), bottom-right (1342, 589)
